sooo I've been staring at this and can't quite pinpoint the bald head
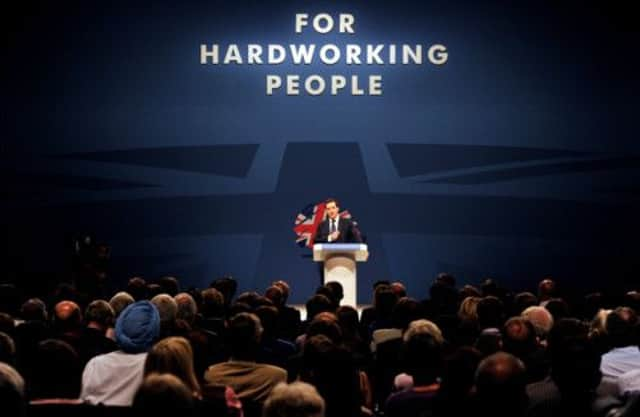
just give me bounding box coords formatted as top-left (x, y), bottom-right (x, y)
top-left (476, 352), bottom-right (526, 399)
top-left (52, 301), bottom-right (82, 335)
top-left (476, 354), bottom-right (528, 416)
top-left (55, 301), bottom-right (82, 324)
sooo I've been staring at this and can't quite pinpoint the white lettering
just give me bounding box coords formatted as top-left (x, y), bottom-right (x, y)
top-left (200, 44), bottom-right (218, 64)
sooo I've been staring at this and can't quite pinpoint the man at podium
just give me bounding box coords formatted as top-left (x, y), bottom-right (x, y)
top-left (314, 198), bottom-right (363, 243)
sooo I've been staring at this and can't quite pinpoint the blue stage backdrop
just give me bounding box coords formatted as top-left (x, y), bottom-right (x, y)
top-left (3, 0), bottom-right (639, 303)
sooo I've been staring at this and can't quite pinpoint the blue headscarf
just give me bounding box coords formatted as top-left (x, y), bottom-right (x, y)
top-left (115, 300), bottom-right (160, 353)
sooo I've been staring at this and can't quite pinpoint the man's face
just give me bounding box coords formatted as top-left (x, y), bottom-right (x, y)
top-left (326, 201), bottom-right (339, 219)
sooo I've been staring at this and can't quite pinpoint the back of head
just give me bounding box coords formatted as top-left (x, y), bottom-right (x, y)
top-left (475, 352), bottom-right (527, 415)
top-left (53, 300), bottom-right (83, 333)
top-left (606, 307), bottom-right (639, 348)
top-left (521, 306), bottom-right (554, 338)
top-left (325, 282), bottom-right (344, 303)
top-left (115, 300), bottom-right (161, 353)
top-left (458, 296), bottom-right (481, 323)
top-left (404, 319), bottom-right (444, 344)
top-left (133, 373), bottom-right (195, 416)
top-left (306, 314), bottom-right (342, 345)
top-left (127, 277), bottom-right (148, 301)
top-left (201, 288), bottom-right (225, 318)
top-left (0, 313), bottom-right (14, 335)
top-left (436, 272), bottom-right (456, 288)
top-left (475, 328), bottom-right (502, 357)
top-left (336, 306), bottom-right (359, 335)
top-left (374, 285), bottom-right (397, 316)
top-left (390, 297), bottom-right (421, 330)
top-left (210, 276), bottom-right (237, 306)
top-left (402, 331), bottom-right (443, 385)
top-left (174, 293), bottom-right (198, 325)
top-left (265, 286), bottom-right (285, 308)
top-left (109, 291), bottom-right (135, 317)
top-left (263, 381), bottom-right (325, 417)
top-left (31, 339), bottom-right (81, 400)
top-left (0, 331), bottom-right (16, 365)
top-left (20, 298), bottom-right (48, 322)
top-left (145, 336), bottom-right (200, 396)
top-left (255, 305), bottom-right (279, 340)
top-left (440, 347), bottom-right (482, 398)
top-left (236, 291), bottom-right (261, 309)
top-left (480, 278), bottom-right (499, 297)
top-left (477, 296), bottom-right (504, 329)
top-left (502, 316), bottom-right (537, 359)
top-left (147, 283), bottom-right (163, 299)
top-left (305, 294), bottom-right (333, 321)
top-left (514, 292), bottom-right (538, 314)
top-left (272, 280), bottom-right (291, 304)
top-left (459, 285), bottom-right (482, 300)
top-left (85, 299), bottom-right (115, 329)
top-left (151, 294), bottom-right (178, 325)
top-left (315, 286), bottom-right (339, 310)
top-left (545, 298), bottom-right (570, 322)
top-left (301, 335), bottom-right (360, 417)
top-left (228, 312), bottom-right (263, 360)
top-left (0, 362), bottom-right (25, 417)
top-left (158, 276), bottom-right (180, 297)
top-left (390, 281), bottom-right (407, 298)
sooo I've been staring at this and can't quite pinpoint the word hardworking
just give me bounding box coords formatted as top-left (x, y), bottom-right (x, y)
top-left (200, 13), bottom-right (448, 96)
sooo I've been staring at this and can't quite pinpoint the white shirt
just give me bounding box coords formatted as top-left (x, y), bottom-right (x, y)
top-left (327, 216), bottom-right (340, 242)
top-left (617, 369), bottom-right (640, 396)
top-left (601, 346), bottom-right (640, 379)
top-left (81, 350), bottom-right (147, 406)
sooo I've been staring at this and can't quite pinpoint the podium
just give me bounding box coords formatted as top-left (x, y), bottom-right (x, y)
top-left (313, 243), bottom-right (369, 307)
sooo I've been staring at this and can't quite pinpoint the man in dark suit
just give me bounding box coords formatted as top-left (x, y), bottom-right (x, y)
top-left (314, 198), bottom-right (363, 243)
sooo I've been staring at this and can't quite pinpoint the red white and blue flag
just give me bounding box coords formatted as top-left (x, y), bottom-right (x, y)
top-left (293, 202), bottom-right (353, 248)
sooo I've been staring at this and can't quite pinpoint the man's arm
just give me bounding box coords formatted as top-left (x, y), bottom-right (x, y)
top-left (314, 221), bottom-right (329, 243)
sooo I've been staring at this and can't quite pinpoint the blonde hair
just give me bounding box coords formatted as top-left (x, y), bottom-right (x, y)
top-left (458, 296), bottom-right (481, 322)
top-left (144, 336), bottom-right (200, 397)
top-left (263, 381), bottom-right (325, 417)
top-left (403, 319), bottom-right (444, 344)
top-left (590, 308), bottom-right (612, 338)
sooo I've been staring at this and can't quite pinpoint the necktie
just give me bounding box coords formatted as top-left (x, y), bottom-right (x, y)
top-left (330, 219), bottom-right (336, 233)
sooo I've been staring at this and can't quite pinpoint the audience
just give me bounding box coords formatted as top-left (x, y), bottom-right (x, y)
top-left (0, 268), bottom-right (639, 417)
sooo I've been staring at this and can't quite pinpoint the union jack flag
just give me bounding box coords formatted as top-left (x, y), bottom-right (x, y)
top-left (293, 201), bottom-right (353, 248)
